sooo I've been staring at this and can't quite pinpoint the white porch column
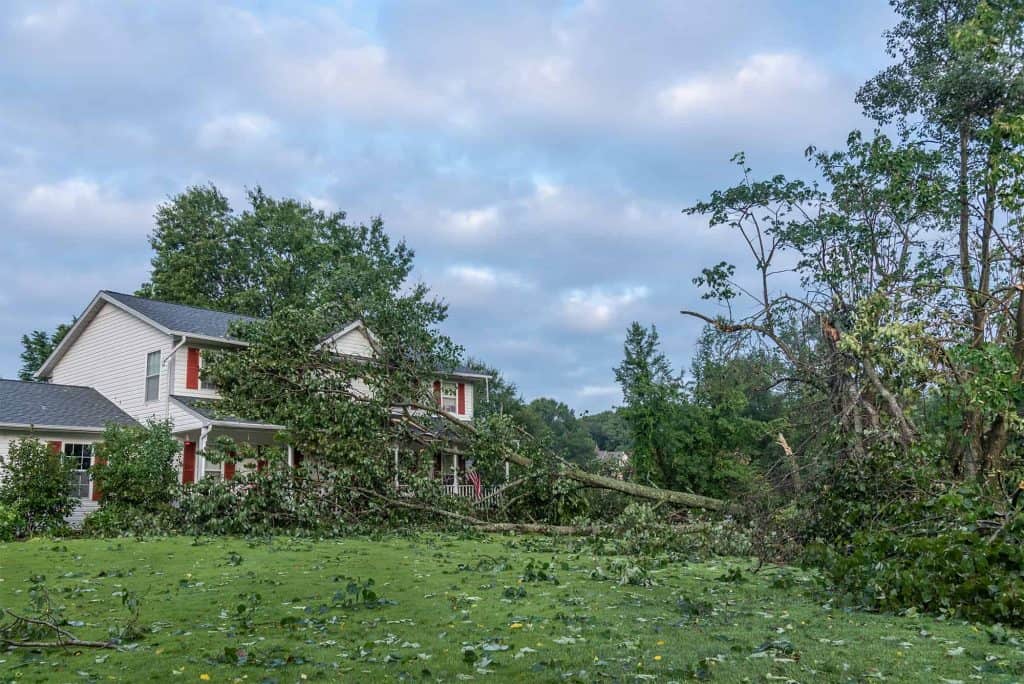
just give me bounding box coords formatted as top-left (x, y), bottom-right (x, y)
top-left (393, 446), bottom-right (400, 489)
top-left (505, 460), bottom-right (510, 482)
top-left (287, 444), bottom-right (295, 468)
top-left (452, 454), bottom-right (459, 487)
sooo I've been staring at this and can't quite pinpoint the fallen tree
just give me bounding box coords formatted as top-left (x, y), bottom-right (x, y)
top-left (393, 403), bottom-right (733, 513)
top-left (205, 306), bottom-right (736, 531)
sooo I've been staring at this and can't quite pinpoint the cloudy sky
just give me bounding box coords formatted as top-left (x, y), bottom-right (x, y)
top-left (0, 0), bottom-right (895, 412)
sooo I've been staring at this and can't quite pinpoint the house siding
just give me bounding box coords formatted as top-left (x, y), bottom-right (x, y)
top-left (329, 328), bottom-right (375, 357)
top-left (172, 345), bottom-right (222, 399)
top-left (48, 302), bottom-right (173, 425)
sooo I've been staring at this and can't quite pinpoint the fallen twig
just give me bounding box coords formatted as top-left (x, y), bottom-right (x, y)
top-left (1, 609), bottom-right (118, 650)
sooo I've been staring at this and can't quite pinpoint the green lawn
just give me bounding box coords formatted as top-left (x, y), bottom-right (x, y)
top-left (1, 535), bottom-right (1023, 682)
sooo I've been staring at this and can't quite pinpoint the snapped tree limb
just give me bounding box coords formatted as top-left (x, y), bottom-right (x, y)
top-left (392, 402), bottom-right (734, 514)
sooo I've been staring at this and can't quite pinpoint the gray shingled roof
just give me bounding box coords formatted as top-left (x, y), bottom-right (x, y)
top-left (171, 395), bottom-right (281, 428)
top-left (0, 380), bottom-right (138, 429)
top-left (104, 291), bottom-right (259, 340)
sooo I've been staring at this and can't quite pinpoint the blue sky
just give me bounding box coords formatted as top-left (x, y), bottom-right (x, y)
top-left (0, 0), bottom-right (895, 412)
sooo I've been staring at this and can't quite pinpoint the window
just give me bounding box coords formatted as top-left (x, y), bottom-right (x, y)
top-left (145, 350), bottom-right (161, 402)
top-left (199, 352), bottom-right (217, 391)
top-left (441, 381), bottom-right (458, 413)
top-left (63, 443), bottom-right (93, 499)
top-left (203, 459), bottom-right (222, 481)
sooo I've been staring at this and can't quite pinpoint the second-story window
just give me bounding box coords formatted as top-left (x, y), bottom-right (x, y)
top-left (145, 350), bottom-right (161, 402)
top-left (199, 351), bottom-right (217, 391)
top-left (441, 382), bottom-right (458, 413)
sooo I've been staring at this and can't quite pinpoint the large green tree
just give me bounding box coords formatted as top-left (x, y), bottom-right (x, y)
top-left (523, 398), bottom-right (598, 467)
top-left (686, 0), bottom-right (1024, 483)
top-left (857, 0), bottom-right (1024, 475)
top-left (138, 185), bottom-right (446, 329)
top-left (579, 409), bottom-right (632, 452)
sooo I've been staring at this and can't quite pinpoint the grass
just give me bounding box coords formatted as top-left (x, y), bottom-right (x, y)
top-left (1, 535), bottom-right (1024, 682)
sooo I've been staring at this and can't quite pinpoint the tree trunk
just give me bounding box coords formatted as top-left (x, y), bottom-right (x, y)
top-left (499, 449), bottom-right (732, 512)
top-left (394, 404), bottom-right (733, 513)
top-left (957, 122), bottom-right (980, 478)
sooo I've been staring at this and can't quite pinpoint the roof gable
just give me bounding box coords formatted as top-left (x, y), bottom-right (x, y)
top-left (320, 321), bottom-right (380, 358)
top-left (0, 380), bottom-right (138, 430)
top-left (37, 291), bottom-right (260, 378)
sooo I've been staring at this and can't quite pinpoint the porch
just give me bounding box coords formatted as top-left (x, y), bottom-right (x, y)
top-left (428, 452), bottom-right (511, 506)
top-left (171, 395), bottom-right (286, 482)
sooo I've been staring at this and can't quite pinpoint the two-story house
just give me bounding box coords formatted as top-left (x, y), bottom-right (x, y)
top-left (0, 291), bottom-right (491, 522)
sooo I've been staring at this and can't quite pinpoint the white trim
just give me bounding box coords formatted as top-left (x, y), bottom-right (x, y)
top-left (447, 371), bottom-right (493, 380)
top-left (35, 292), bottom-right (108, 379)
top-left (99, 292), bottom-right (175, 336)
top-left (0, 422), bottom-right (110, 433)
top-left (169, 396), bottom-right (285, 432)
top-left (208, 419), bottom-right (286, 430)
top-left (320, 320), bottom-right (382, 353)
top-left (175, 332), bottom-right (249, 348)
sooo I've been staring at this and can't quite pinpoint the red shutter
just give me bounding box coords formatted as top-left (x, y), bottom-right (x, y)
top-left (457, 383), bottom-right (466, 415)
top-left (433, 381), bottom-right (441, 407)
top-left (256, 459), bottom-right (268, 473)
top-left (182, 442), bottom-right (196, 484)
top-left (47, 440), bottom-right (62, 454)
top-left (91, 457), bottom-right (105, 501)
top-left (185, 348), bottom-right (200, 390)
top-left (224, 461), bottom-right (235, 480)
top-left (293, 450), bottom-right (305, 468)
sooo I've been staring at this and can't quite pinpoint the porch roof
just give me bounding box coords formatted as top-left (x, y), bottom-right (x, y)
top-left (171, 395), bottom-right (285, 431)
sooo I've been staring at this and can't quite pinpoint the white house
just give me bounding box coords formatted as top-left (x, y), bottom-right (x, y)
top-left (1, 290), bottom-right (492, 520)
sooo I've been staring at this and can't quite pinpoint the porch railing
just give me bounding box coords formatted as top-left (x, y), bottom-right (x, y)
top-left (442, 484), bottom-right (478, 498)
top-left (441, 483), bottom-right (510, 506)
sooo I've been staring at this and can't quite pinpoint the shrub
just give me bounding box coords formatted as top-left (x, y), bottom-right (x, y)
top-left (178, 463), bottom-right (338, 536)
top-left (82, 503), bottom-right (178, 537)
top-left (0, 503), bottom-right (22, 542)
top-left (817, 482), bottom-right (1024, 625)
top-left (0, 438), bottom-right (75, 536)
top-left (91, 421), bottom-right (180, 511)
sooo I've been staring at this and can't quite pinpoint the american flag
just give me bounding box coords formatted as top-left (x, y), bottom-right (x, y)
top-left (466, 469), bottom-right (483, 499)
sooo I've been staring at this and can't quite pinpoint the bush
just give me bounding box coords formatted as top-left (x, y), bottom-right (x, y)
top-left (0, 438), bottom-right (75, 536)
top-left (91, 422), bottom-right (180, 511)
top-left (817, 482), bottom-right (1024, 625)
top-left (82, 503), bottom-right (178, 537)
top-left (178, 464), bottom-right (339, 536)
top-left (0, 503), bottom-right (23, 542)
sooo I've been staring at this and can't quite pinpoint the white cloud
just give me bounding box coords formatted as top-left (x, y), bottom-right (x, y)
top-left (577, 384), bottom-right (621, 400)
top-left (559, 285), bottom-right (649, 333)
top-left (16, 2), bottom-right (79, 34)
top-left (445, 265), bottom-right (528, 291)
top-left (197, 112), bottom-right (277, 149)
top-left (437, 206), bottom-right (501, 242)
top-left (436, 264), bottom-right (532, 308)
top-left (266, 42), bottom-right (446, 123)
top-left (16, 178), bottom-right (151, 240)
top-left (658, 52), bottom-right (830, 119)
